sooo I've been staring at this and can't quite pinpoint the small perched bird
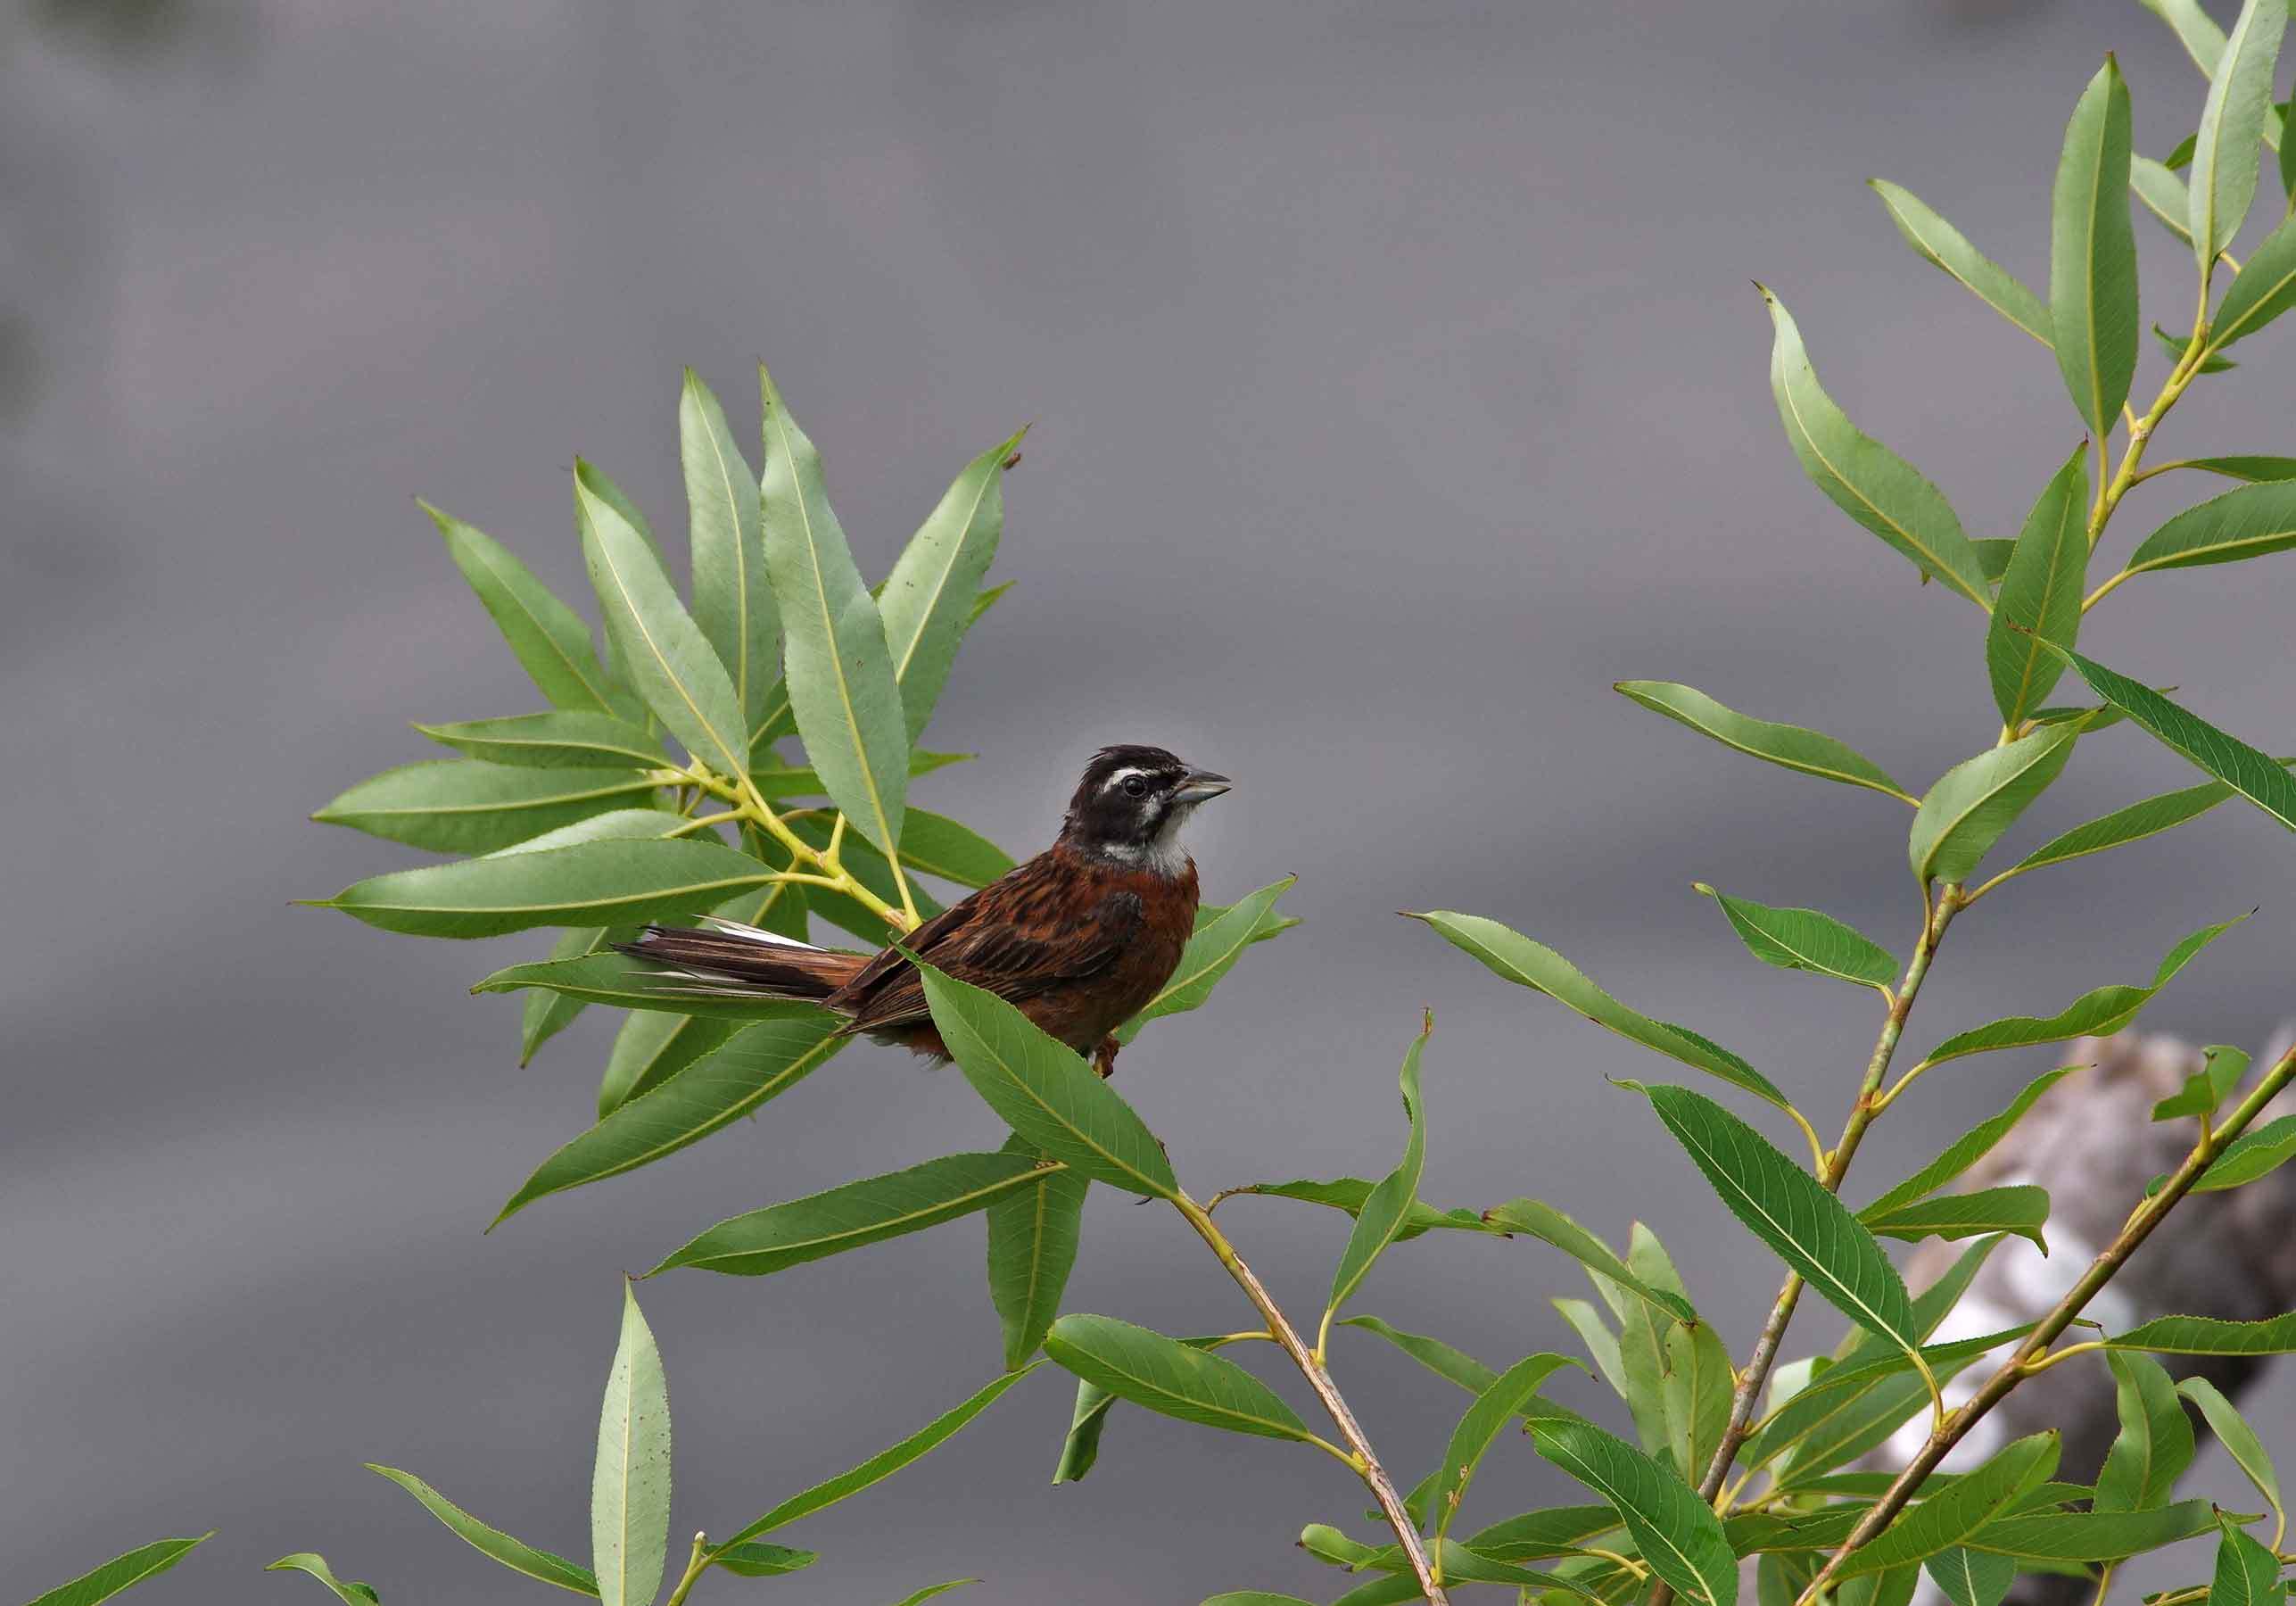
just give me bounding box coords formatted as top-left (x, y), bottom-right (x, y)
top-left (623, 745), bottom-right (1231, 1076)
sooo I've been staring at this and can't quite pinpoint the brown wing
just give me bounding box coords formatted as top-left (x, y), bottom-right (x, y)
top-left (830, 851), bottom-right (1144, 1036)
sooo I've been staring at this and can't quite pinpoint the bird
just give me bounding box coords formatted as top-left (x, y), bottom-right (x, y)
top-left (620, 744), bottom-right (1231, 1077)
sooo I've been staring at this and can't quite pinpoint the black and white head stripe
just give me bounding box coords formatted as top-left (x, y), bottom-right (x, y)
top-left (1059, 744), bottom-right (1228, 870)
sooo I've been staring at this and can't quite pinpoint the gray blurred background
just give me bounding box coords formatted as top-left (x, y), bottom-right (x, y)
top-left (6, 1), bottom-right (2294, 1601)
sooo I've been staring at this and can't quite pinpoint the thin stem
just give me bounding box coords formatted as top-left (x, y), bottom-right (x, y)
top-left (1796, 1043), bottom-right (2296, 1604)
top-left (667, 811), bottom-right (744, 839)
top-left (1171, 1194), bottom-right (1448, 1604)
top-left (2016, 1337), bottom-right (2108, 1377)
top-left (664, 1531), bottom-right (710, 1606)
top-left (2081, 567), bottom-right (2136, 614)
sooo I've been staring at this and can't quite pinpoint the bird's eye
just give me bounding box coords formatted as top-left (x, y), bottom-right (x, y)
top-left (1121, 775), bottom-right (1148, 798)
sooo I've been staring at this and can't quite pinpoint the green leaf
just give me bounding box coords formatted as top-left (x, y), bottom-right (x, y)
top-left (1339, 1313), bottom-right (1500, 1395)
top-left (2142, 0), bottom-right (2230, 79)
top-left (319, 838), bottom-right (786, 939)
top-left (1463, 1506), bottom-right (1624, 1564)
top-left (264, 1553), bottom-right (380, 1605)
top-left (2158, 322), bottom-right (2240, 370)
top-left (751, 749), bottom-right (970, 800)
top-left (783, 811), bottom-right (945, 941)
top-left (1746, 1340), bottom-right (2003, 1480)
top-left (1433, 1353), bottom-right (1582, 1543)
top-left (1907, 725), bottom-right (2080, 886)
top-left (2128, 481), bottom-right (2296, 578)
top-left (2193, 1113), bottom-right (2296, 1191)
top-left (368, 1465), bottom-right (599, 1594)
top-left (1863, 1070), bottom-right (2079, 1216)
top-left (2048, 647), bottom-right (2296, 832)
top-left (599, 1013), bottom-right (733, 1118)
top-left (1410, 911), bottom-right (1793, 1111)
top-left (28, 1536), bottom-right (214, 1606)
top-left (2007, 779), bottom-right (2251, 881)
top-left (2177, 1378), bottom-right (2282, 1539)
top-left (1045, 1313), bottom-right (1315, 1443)
top-left (1623, 1227), bottom-right (1730, 1482)
top-left (885, 1584), bottom-right (976, 1606)
top-left (1481, 1199), bottom-right (1697, 1324)
top-left (1614, 682), bottom-right (1914, 802)
top-left (2189, 0), bottom-right (2284, 266)
top-left (2097, 1352), bottom-right (2196, 1512)
top-left (711, 1541), bottom-right (817, 1578)
top-left (650, 1150), bottom-right (1048, 1277)
top-left (425, 501), bottom-right (620, 716)
top-left (1219, 1176), bottom-right (1487, 1240)
top-left (882, 431), bottom-right (1021, 743)
top-left (1052, 1378), bottom-right (1120, 1485)
top-left (1696, 885), bottom-right (1896, 989)
top-left (918, 956), bottom-right (1177, 1197)
top-left (494, 1015), bottom-right (847, 1226)
top-left (417, 712), bottom-right (667, 772)
top-left (2211, 214), bottom-right (2296, 350)
top-left (1636, 1083), bottom-right (1915, 1354)
top-left (313, 761), bottom-right (662, 855)
top-left (592, 1281), bottom-right (671, 1606)
top-left (477, 953), bottom-right (836, 1020)
top-left (759, 365), bottom-right (910, 856)
top-left (1974, 539), bottom-right (2017, 584)
top-left (1114, 877), bottom-right (1297, 1045)
top-left (680, 369), bottom-right (777, 734)
top-left (716, 1365), bottom-right (1038, 1551)
top-left (898, 810), bottom-right (1017, 889)
top-left (1838, 1434), bottom-right (2060, 1575)
top-left (1912, 915), bottom-right (2247, 1069)
top-left (2110, 1313), bottom-right (2296, 1355)
top-left (1869, 181), bottom-right (2052, 344)
top-left (1962, 1501), bottom-right (2220, 1560)
top-left (1761, 287), bottom-right (1990, 607)
top-left (1201, 1596), bottom-right (1317, 1606)
top-left (2051, 58), bottom-right (2139, 435)
top-left (2207, 1518), bottom-right (2282, 1606)
top-left (2155, 1045), bottom-right (2249, 1122)
top-left (2133, 154), bottom-right (2199, 247)
top-left (1925, 1548), bottom-right (2018, 1606)
top-left (1299, 1523), bottom-right (1384, 1569)
top-left (580, 466), bottom-right (750, 784)
top-left (1862, 1186), bottom-right (2051, 1251)
top-left (522, 925), bottom-right (610, 1066)
top-left (1327, 1019), bottom-right (1433, 1320)
top-left (1986, 447), bottom-right (2090, 727)
top-left (2178, 455), bottom-right (2296, 482)
top-left (1530, 1419), bottom-right (1739, 1606)
top-left (986, 1135), bottom-right (1090, 1370)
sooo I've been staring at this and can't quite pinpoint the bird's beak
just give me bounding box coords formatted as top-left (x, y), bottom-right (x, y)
top-left (1172, 767), bottom-right (1232, 805)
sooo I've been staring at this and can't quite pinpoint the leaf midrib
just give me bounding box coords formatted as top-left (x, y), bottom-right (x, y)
top-left (694, 399), bottom-right (756, 709)
top-left (890, 459), bottom-right (1001, 687)
top-left (690, 1164), bottom-right (1040, 1270)
top-left (345, 870), bottom-right (772, 918)
top-left (588, 488), bottom-right (746, 777)
top-left (960, 1015), bottom-right (1169, 1196)
top-left (467, 536), bottom-right (616, 714)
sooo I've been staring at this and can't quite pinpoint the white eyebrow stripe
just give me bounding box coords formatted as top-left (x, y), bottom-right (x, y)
top-left (1101, 766), bottom-right (1153, 791)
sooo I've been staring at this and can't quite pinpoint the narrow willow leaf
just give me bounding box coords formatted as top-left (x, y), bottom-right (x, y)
top-left (495, 1016), bottom-right (847, 1226)
top-left (1636, 1083), bottom-right (1916, 1354)
top-left (882, 431), bottom-right (1022, 743)
top-left (417, 712), bottom-right (666, 772)
top-left (2208, 1519), bottom-right (2281, 1606)
top-left (1615, 682), bottom-right (1914, 801)
top-left (1839, 1435), bottom-right (2062, 1576)
top-left (1986, 447), bottom-right (2089, 726)
top-left (650, 1150), bottom-right (1045, 1276)
top-left (2110, 1313), bottom-right (2296, 1354)
top-left (1870, 181), bottom-right (2051, 344)
top-left (524, 926), bottom-right (608, 1065)
top-left (752, 749), bottom-right (970, 799)
top-left (1433, 1353), bottom-right (1582, 1543)
top-left (2142, 0), bottom-right (2230, 78)
top-left (1925, 1548), bottom-right (2017, 1606)
top-left (592, 1282), bottom-right (671, 1606)
top-left (1053, 1379), bottom-right (1119, 1485)
top-left (1762, 287), bottom-right (1990, 606)
top-left (2155, 1045), bottom-right (2249, 1122)
top-left (313, 761), bottom-right (661, 855)
top-left (599, 1011), bottom-right (731, 1117)
top-left (1045, 1313), bottom-right (1314, 1443)
top-left (1327, 1019), bottom-right (1433, 1320)
top-left (264, 1553), bottom-right (379, 1605)
top-left (1531, 1419), bottom-right (1738, 1606)
top-left (759, 365), bottom-right (910, 855)
top-left (368, 1465), bottom-right (598, 1594)
top-left (1863, 1186), bottom-right (2050, 1251)
top-left (425, 501), bottom-right (619, 715)
top-left (580, 468), bottom-right (750, 784)
top-left (2051, 59), bottom-right (2139, 435)
top-left (1864, 1072), bottom-right (2077, 1217)
top-left (986, 1135), bottom-right (1089, 1370)
top-left (577, 459), bottom-right (668, 574)
top-left (1963, 1501), bottom-right (2219, 1560)
top-left (918, 958), bottom-right (1177, 1197)
top-left (886, 1584), bottom-right (976, 1606)
top-left (2189, 0), bottom-right (2284, 265)
top-left (478, 953), bottom-right (838, 1020)
top-left (1482, 1199), bottom-right (1697, 1323)
top-left (1575, 1273), bottom-right (1672, 1463)
top-left (712, 1541), bottom-right (816, 1577)
top-left (1341, 1313), bottom-right (1500, 1395)
top-left (899, 810), bottom-right (1016, 889)
top-left (486, 807), bottom-right (690, 855)
top-left (2127, 482), bottom-right (2296, 576)
top-left (2096, 1352), bottom-right (2195, 1512)
top-left (1747, 1344), bottom-right (1998, 1478)
top-left (28, 1536), bottom-right (215, 1606)
top-left (1908, 725), bottom-right (2079, 886)
top-left (680, 369), bottom-right (776, 733)
top-left (2193, 1114), bottom-right (2296, 1191)
top-left (2157, 323), bottom-right (2240, 371)
top-left (1224, 1176), bottom-right (1487, 1240)
top-left (2049, 647), bottom-right (2296, 832)
top-left (2176, 1378), bottom-right (2282, 1538)
top-left (1201, 1595), bottom-right (1316, 1606)
top-left (1626, 1226), bottom-right (1730, 1482)
top-left (1975, 539), bottom-right (2017, 584)
top-left (2182, 455), bottom-right (2296, 481)
top-left (2285, 90), bottom-right (2296, 200)
top-left (2008, 779), bottom-right (2242, 878)
top-left (320, 838), bottom-right (784, 939)
top-left (2214, 215), bottom-right (2296, 352)
top-left (1411, 911), bottom-right (1792, 1109)
top-left (1915, 915), bottom-right (2244, 1069)
top-left (2133, 155), bottom-right (2198, 247)
top-left (1115, 876), bottom-right (1297, 1044)
top-left (1300, 1523), bottom-right (1383, 1568)
top-left (1465, 1506), bottom-right (1624, 1564)
top-left (1697, 885), bottom-right (1895, 989)
top-left (716, 1365), bottom-right (1038, 1550)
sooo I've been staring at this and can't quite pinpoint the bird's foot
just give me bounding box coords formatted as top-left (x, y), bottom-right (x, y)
top-left (1093, 1035), bottom-right (1120, 1080)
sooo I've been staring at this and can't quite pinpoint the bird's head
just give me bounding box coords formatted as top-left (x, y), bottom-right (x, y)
top-left (1061, 744), bottom-right (1231, 871)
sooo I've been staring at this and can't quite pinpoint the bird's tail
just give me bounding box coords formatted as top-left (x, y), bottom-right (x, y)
top-left (617, 915), bottom-right (869, 1005)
